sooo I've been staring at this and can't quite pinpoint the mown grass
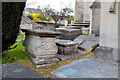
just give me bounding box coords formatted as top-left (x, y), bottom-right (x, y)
top-left (16, 34), bottom-right (25, 40)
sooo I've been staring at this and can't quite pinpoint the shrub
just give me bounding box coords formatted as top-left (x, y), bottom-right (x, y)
top-left (54, 23), bottom-right (64, 28)
top-left (26, 13), bottom-right (33, 20)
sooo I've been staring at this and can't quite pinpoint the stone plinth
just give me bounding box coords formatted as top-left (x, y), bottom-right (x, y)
top-left (33, 21), bottom-right (55, 31)
top-left (55, 28), bottom-right (82, 41)
top-left (21, 29), bottom-right (60, 68)
top-left (55, 39), bottom-right (78, 55)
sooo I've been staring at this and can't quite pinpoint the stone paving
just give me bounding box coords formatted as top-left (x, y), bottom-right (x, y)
top-left (51, 58), bottom-right (118, 78)
top-left (2, 63), bottom-right (43, 78)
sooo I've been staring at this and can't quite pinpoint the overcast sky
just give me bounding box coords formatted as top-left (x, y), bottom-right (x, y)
top-left (25, 0), bottom-right (75, 12)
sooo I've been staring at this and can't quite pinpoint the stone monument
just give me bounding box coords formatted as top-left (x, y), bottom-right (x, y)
top-left (21, 29), bottom-right (61, 68)
top-left (90, 0), bottom-right (101, 36)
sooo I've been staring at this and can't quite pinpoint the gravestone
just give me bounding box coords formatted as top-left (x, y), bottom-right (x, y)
top-left (55, 39), bottom-right (78, 55)
top-left (74, 34), bottom-right (98, 44)
top-left (21, 29), bottom-right (60, 68)
top-left (55, 28), bottom-right (82, 40)
top-left (90, 0), bottom-right (101, 36)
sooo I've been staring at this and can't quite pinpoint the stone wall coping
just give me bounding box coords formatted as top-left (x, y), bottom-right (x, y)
top-left (21, 29), bottom-right (61, 37)
top-left (55, 39), bottom-right (78, 47)
top-left (36, 21), bottom-right (55, 24)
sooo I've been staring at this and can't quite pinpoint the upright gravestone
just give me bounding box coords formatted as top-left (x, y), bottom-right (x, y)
top-left (90, 0), bottom-right (101, 36)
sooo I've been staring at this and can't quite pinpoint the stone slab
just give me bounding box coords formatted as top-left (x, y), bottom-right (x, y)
top-left (55, 51), bottom-right (89, 60)
top-left (77, 41), bottom-right (99, 52)
top-left (21, 29), bottom-right (60, 37)
top-left (2, 63), bottom-right (43, 78)
top-left (74, 34), bottom-right (98, 42)
top-left (51, 58), bottom-right (118, 78)
top-left (55, 28), bottom-right (82, 40)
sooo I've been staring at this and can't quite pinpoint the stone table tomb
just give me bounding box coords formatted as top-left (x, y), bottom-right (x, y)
top-left (21, 29), bottom-right (60, 68)
top-left (55, 28), bottom-right (82, 40)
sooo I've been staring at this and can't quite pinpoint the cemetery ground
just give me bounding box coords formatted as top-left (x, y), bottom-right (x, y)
top-left (1, 34), bottom-right (95, 78)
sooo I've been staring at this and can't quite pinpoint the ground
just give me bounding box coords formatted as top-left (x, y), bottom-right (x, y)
top-left (1, 34), bottom-right (95, 78)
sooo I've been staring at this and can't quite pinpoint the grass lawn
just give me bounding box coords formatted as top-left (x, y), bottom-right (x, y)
top-left (1, 34), bottom-right (95, 78)
top-left (16, 34), bottom-right (25, 40)
top-left (2, 34), bottom-right (28, 64)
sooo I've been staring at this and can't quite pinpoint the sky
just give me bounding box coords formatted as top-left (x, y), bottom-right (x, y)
top-left (25, 0), bottom-right (75, 13)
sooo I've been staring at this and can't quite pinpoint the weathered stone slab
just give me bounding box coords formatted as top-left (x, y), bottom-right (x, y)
top-left (55, 50), bottom-right (89, 60)
top-left (55, 39), bottom-right (78, 55)
top-left (55, 28), bottom-right (82, 40)
top-left (77, 41), bottom-right (99, 52)
top-left (51, 58), bottom-right (118, 78)
top-left (2, 63), bottom-right (43, 78)
top-left (74, 34), bottom-right (99, 46)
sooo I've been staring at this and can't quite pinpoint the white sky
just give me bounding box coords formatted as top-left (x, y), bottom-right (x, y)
top-left (25, 0), bottom-right (75, 12)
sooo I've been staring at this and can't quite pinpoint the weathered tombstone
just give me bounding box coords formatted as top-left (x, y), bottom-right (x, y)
top-left (55, 39), bottom-right (78, 55)
top-left (33, 21), bottom-right (55, 31)
top-left (21, 29), bottom-right (60, 68)
top-left (55, 28), bottom-right (82, 40)
top-left (90, 0), bottom-right (101, 36)
top-left (74, 34), bottom-right (99, 44)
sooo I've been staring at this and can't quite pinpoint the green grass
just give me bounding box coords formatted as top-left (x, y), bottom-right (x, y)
top-left (16, 34), bottom-right (25, 40)
top-left (2, 35), bottom-right (29, 64)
